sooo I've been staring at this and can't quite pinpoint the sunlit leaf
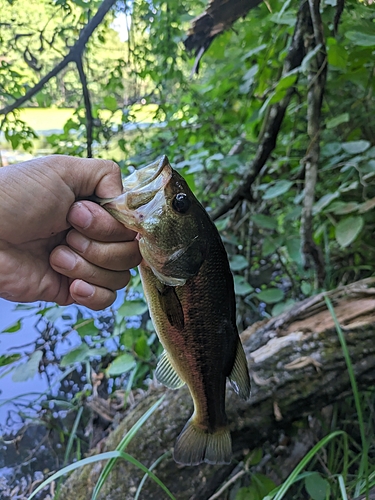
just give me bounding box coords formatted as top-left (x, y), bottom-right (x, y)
top-left (262, 180), bottom-right (293, 200)
top-left (335, 216), bottom-right (364, 248)
top-left (1, 319), bottom-right (22, 333)
top-left (74, 318), bottom-right (99, 337)
top-left (342, 140), bottom-right (370, 154)
top-left (313, 192), bottom-right (339, 214)
top-left (12, 351), bottom-right (43, 382)
top-left (326, 113), bottom-right (349, 129)
top-left (358, 197), bottom-right (375, 213)
top-left (345, 31), bottom-right (375, 47)
top-left (0, 353), bottom-right (21, 367)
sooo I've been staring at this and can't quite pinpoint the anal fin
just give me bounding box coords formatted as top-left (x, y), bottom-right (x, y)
top-left (229, 339), bottom-right (251, 400)
top-left (155, 350), bottom-right (185, 390)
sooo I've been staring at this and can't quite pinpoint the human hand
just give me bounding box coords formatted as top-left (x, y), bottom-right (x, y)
top-left (0, 155), bottom-right (141, 310)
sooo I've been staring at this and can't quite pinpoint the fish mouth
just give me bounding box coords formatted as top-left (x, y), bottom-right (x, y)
top-left (102, 155), bottom-right (172, 227)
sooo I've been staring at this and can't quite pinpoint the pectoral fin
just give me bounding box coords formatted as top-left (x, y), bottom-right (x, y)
top-left (157, 284), bottom-right (185, 330)
top-left (229, 339), bottom-right (251, 400)
top-left (155, 350), bottom-right (185, 389)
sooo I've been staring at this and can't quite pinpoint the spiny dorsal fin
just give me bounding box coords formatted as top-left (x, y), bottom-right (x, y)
top-left (155, 350), bottom-right (185, 390)
top-left (229, 339), bottom-right (251, 400)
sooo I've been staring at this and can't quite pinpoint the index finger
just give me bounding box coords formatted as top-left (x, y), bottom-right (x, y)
top-left (68, 200), bottom-right (137, 242)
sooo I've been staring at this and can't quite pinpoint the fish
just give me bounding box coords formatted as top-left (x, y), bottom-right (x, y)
top-left (100, 155), bottom-right (250, 466)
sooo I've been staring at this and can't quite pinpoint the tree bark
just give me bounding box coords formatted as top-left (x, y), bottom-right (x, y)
top-left (60, 277), bottom-right (375, 500)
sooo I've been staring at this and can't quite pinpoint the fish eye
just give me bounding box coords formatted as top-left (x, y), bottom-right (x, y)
top-left (172, 193), bottom-right (191, 214)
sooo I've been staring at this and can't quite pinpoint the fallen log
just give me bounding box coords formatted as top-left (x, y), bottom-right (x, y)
top-left (60, 277), bottom-right (375, 500)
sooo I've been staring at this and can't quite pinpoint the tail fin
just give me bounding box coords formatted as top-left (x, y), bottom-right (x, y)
top-left (173, 419), bottom-right (232, 466)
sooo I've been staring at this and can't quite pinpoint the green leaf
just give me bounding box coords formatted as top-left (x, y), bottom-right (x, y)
top-left (345, 31), bottom-right (375, 47)
top-left (134, 335), bottom-right (151, 360)
top-left (12, 351), bottom-right (43, 382)
top-left (2, 319), bottom-right (22, 333)
top-left (252, 214), bottom-right (278, 230)
top-left (257, 288), bottom-right (284, 304)
top-left (271, 299), bottom-right (295, 317)
top-left (327, 39), bottom-right (348, 68)
top-left (262, 236), bottom-right (284, 257)
top-left (313, 192), bottom-right (340, 214)
top-left (262, 180), bottom-right (293, 200)
top-left (229, 255), bottom-right (248, 271)
top-left (234, 275), bottom-right (254, 296)
top-left (342, 140), bottom-right (370, 154)
top-left (118, 300), bottom-right (148, 318)
top-left (326, 113), bottom-right (349, 129)
top-left (74, 318), bottom-right (99, 337)
top-left (106, 353), bottom-right (136, 376)
top-left (0, 353), bottom-right (21, 367)
top-left (286, 238), bottom-right (302, 264)
top-left (335, 216), bottom-right (364, 248)
top-left (103, 96), bottom-right (118, 112)
top-left (304, 472), bottom-right (330, 500)
top-left (332, 202), bottom-right (359, 215)
top-left (358, 197), bottom-right (375, 213)
top-left (60, 344), bottom-right (90, 367)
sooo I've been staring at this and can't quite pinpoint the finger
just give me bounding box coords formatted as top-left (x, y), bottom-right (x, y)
top-left (43, 155), bottom-right (124, 198)
top-left (67, 201), bottom-right (137, 242)
top-left (50, 246), bottom-right (131, 290)
top-left (69, 279), bottom-right (117, 310)
top-left (66, 229), bottom-right (141, 271)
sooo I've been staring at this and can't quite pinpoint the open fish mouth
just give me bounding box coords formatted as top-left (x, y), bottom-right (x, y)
top-left (102, 156), bottom-right (172, 218)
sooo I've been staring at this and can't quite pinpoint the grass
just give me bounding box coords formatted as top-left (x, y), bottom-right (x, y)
top-left (26, 396), bottom-right (176, 500)
top-left (11, 104), bottom-right (159, 133)
top-left (261, 296), bottom-right (372, 500)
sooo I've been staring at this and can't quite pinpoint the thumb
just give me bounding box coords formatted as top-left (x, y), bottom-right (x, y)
top-left (42, 155), bottom-right (124, 199)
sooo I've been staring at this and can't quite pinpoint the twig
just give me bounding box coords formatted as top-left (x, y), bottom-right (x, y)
top-left (212, 1), bottom-right (310, 221)
top-left (76, 56), bottom-right (93, 158)
top-left (0, 0), bottom-right (116, 116)
top-left (300, 0), bottom-right (327, 287)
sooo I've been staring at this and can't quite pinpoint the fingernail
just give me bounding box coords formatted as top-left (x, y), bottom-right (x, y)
top-left (74, 280), bottom-right (95, 297)
top-left (68, 203), bottom-right (93, 229)
top-left (53, 248), bottom-right (77, 271)
top-left (68, 231), bottom-right (89, 253)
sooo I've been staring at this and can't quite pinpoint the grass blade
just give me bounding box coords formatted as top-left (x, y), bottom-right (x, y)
top-left (91, 395), bottom-right (165, 500)
top-left (264, 430), bottom-right (347, 500)
top-left (26, 450), bottom-right (176, 500)
top-left (324, 296), bottom-right (368, 497)
top-left (134, 451), bottom-right (171, 500)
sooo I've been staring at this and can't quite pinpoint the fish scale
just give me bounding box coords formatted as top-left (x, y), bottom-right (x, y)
top-left (101, 155), bottom-right (251, 466)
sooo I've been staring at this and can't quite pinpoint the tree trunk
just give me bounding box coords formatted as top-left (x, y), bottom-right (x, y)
top-left (60, 278), bottom-right (375, 500)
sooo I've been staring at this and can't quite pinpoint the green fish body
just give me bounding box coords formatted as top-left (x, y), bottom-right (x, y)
top-left (102, 156), bottom-right (250, 465)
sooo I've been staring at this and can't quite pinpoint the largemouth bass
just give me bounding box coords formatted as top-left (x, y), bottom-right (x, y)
top-left (101, 156), bottom-right (250, 466)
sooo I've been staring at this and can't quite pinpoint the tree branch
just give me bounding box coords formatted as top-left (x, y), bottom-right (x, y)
top-left (76, 56), bottom-right (93, 158)
top-left (0, 0), bottom-right (116, 116)
top-left (300, 0), bottom-right (327, 287)
top-left (212, 0), bottom-right (310, 221)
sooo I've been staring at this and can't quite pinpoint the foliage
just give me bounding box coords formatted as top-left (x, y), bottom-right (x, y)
top-left (1, 0), bottom-right (375, 498)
